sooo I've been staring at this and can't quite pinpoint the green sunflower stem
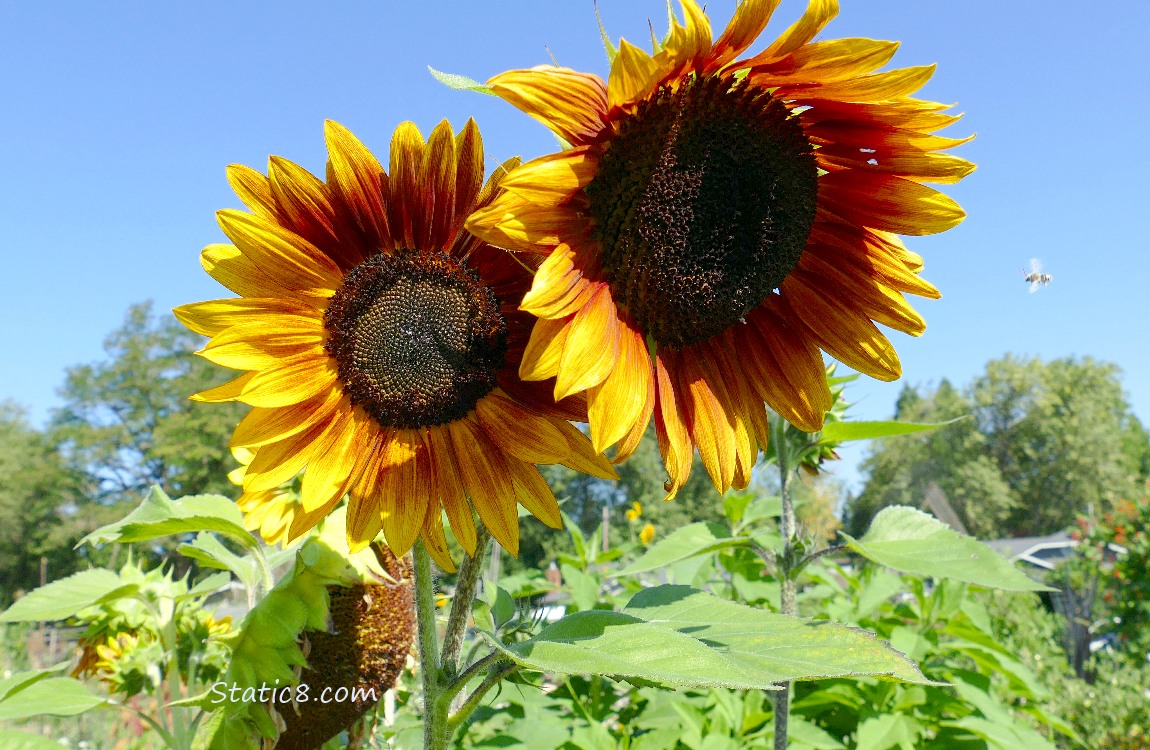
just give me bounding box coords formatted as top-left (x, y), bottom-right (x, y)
top-left (772, 413), bottom-right (797, 750)
top-left (413, 540), bottom-right (450, 750)
top-left (441, 524), bottom-right (492, 678)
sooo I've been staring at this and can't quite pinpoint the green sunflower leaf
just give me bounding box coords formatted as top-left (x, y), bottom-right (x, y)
top-left (615, 522), bottom-right (749, 576)
top-left (79, 486), bottom-right (257, 552)
top-left (0, 677), bottom-right (107, 720)
top-left (488, 585), bottom-right (934, 690)
top-left (428, 66), bottom-right (495, 96)
top-left (179, 533), bottom-right (258, 590)
top-left (818, 416), bottom-right (966, 444)
top-left (0, 569), bottom-right (138, 623)
top-left (841, 506), bottom-right (1054, 592)
top-left (0, 729), bottom-right (86, 750)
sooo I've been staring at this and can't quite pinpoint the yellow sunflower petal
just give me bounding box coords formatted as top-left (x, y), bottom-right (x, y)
top-left (216, 210), bottom-right (342, 297)
top-left (190, 372), bottom-right (256, 403)
top-left (497, 147), bottom-right (598, 206)
top-left (229, 389), bottom-right (344, 449)
top-left (520, 315), bottom-right (572, 382)
top-left (608, 38), bottom-right (665, 109)
top-left (555, 285), bottom-right (621, 400)
top-left (299, 408), bottom-right (371, 513)
top-left (660, 0), bottom-right (712, 77)
top-left (751, 38), bottom-right (898, 83)
top-left (244, 418), bottom-right (335, 493)
top-left (389, 122), bottom-right (430, 251)
top-left (240, 352), bottom-right (338, 408)
top-left (420, 510), bottom-right (457, 573)
top-left (173, 297), bottom-right (321, 337)
top-left (588, 321), bottom-right (652, 454)
top-left (783, 65), bottom-right (936, 104)
top-left (752, 0), bottom-right (838, 63)
top-left (200, 244), bottom-right (293, 301)
top-left (487, 66), bottom-right (609, 146)
top-left (707, 0), bottom-right (781, 72)
top-left (792, 256), bottom-right (926, 336)
top-left (675, 351), bottom-right (737, 493)
top-left (345, 435), bottom-right (390, 552)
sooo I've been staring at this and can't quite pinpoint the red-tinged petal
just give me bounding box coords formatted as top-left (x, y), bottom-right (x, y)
top-left (781, 277), bottom-right (902, 381)
top-left (299, 407), bottom-right (370, 513)
top-left (751, 38), bottom-right (898, 83)
top-left (654, 354), bottom-right (694, 500)
top-left (425, 120), bottom-right (458, 250)
top-left (324, 120), bottom-right (392, 252)
top-left (817, 150), bottom-right (976, 185)
top-left (507, 459), bottom-right (563, 529)
top-left (345, 441), bottom-right (387, 553)
top-left (448, 419), bottom-right (519, 556)
top-left (454, 119), bottom-right (484, 225)
top-left (588, 321), bottom-right (652, 453)
top-left (674, 350), bottom-right (736, 493)
top-left (465, 192), bottom-right (589, 253)
top-left (378, 430), bottom-right (431, 557)
top-left (779, 65), bottom-right (936, 104)
top-left (819, 171), bottom-right (966, 236)
top-left (613, 349), bottom-right (656, 464)
top-left (424, 425), bottom-right (477, 556)
top-left (555, 285), bottom-right (621, 400)
top-left (792, 255), bottom-right (926, 336)
top-left (388, 122), bottom-right (430, 251)
top-left (740, 302), bottom-right (832, 432)
top-left (227, 164), bottom-right (278, 220)
top-left (269, 155), bottom-right (365, 270)
top-left (488, 67), bottom-right (609, 146)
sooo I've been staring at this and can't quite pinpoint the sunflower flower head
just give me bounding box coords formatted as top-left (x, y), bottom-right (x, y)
top-left (177, 120), bottom-right (616, 569)
top-left (466, 0), bottom-right (972, 499)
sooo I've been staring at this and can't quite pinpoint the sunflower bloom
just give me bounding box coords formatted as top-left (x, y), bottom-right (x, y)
top-left (229, 446), bottom-right (302, 546)
top-left (176, 120), bottom-right (615, 570)
top-left (466, 0), bottom-right (972, 498)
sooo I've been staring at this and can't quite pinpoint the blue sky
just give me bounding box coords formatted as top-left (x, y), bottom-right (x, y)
top-left (2, 0), bottom-right (1148, 493)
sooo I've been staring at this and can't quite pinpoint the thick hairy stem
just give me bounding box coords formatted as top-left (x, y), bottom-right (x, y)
top-left (413, 541), bottom-right (449, 750)
top-left (441, 524), bottom-right (492, 678)
top-left (447, 661), bottom-right (519, 732)
top-left (773, 420), bottom-right (796, 750)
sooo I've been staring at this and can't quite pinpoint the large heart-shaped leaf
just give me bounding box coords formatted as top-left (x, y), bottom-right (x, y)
top-left (0, 678), bottom-right (107, 720)
top-left (842, 507), bottom-right (1053, 592)
top-left (490, 585), bottom-right (932, 690)
top-left (81, 486), bottom-right (256, 551)
top-left (0, 569), bottom-right (137, 623)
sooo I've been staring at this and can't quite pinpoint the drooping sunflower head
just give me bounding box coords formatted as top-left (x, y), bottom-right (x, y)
top-left (176, 120), bottom-right (615, 569)
top-left (466, 0), bottom-right (972, 499)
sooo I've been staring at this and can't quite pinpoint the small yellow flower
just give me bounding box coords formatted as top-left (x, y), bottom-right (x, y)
top-left (639, 523), bottom-right (656, 545)
top-left (625, 501), bottom-right (642, 522)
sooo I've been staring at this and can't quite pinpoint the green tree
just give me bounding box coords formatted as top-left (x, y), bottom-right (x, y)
top-left (847, 355), bottom-right (1150, 539)
top-left (50, 301), bottom-right (247, 504)
top-left (0, 402), bottom-right (87, 604)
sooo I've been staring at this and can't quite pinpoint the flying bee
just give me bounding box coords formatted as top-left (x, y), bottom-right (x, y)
top-left (1023, 258), bottom-right (1053, 292)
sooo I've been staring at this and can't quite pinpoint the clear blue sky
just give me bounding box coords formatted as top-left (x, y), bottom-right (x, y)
top-left (2, 0), bottom-right (1148, 492)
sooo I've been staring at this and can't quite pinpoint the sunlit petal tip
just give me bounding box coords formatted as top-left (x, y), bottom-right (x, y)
top-left (608, 38), bottom-right (665, 109)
